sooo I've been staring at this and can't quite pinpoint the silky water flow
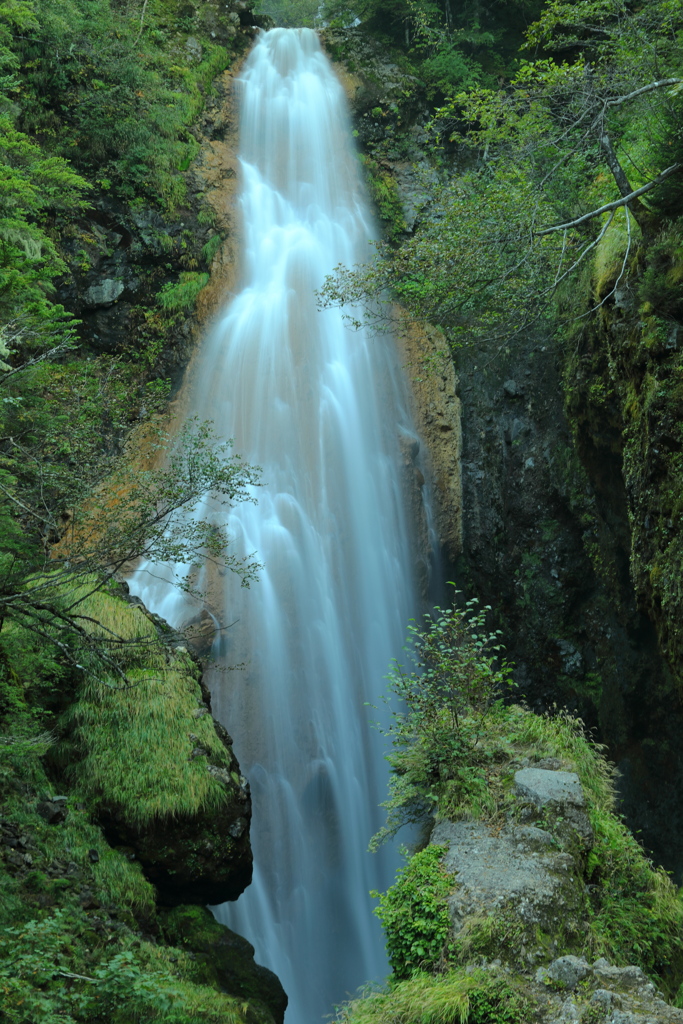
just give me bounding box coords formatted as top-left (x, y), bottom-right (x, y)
top-left (129, 27), bottom-right (430, 1024)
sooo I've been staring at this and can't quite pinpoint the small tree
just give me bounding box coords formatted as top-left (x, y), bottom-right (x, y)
top-left (371, 593), bottom-right (513, 849)
top-left (0, 417), bottom-right (260, 688)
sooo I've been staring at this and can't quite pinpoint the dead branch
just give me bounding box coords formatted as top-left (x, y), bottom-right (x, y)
top-left (605, 78), bottom-right (683, 109)
top-left (133, 0), bottom-right (149, 45)
top-left (536, 162), bottom-right (681, 234)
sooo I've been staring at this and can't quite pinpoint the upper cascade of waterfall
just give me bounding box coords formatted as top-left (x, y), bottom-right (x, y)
top-left (130, 27), bottom-right (428, 1024)
top-left (239, 27), bottom-right (367, 222)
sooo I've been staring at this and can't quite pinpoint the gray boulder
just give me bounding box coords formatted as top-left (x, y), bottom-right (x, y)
top-left (545, 955), bottom-right (591, 989)
top-left (83, 278), bottom-right (124, 307)
top-left (431, 818), bottom-right (586, 940)
top-left (514, 768), bottom-right (585, 809)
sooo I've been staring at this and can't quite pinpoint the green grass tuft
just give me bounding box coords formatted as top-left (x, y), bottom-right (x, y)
top-left (202, 233), bottom-right (223, 265)
top-left (332, 969), bottom-right (530, 1024)
top-left (61, 588), bottom-right (233, 826)
top-left (158, 272), bottom-right (210, 313)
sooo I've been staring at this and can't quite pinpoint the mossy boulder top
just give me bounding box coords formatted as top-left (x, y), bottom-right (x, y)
top-left (431, 763), bottom-right (683, 1023)
top-left (59, 590), bottom-right (254, 906)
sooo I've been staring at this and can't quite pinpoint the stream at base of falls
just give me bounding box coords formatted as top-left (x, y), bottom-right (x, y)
top-left (129, 27), bottom-right (431, 1024)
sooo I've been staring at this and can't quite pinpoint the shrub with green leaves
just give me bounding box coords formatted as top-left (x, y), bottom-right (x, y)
top-left (371, 593), bottom-right (512, 848)
top-left (372, 845), bottom-right (453, 978)
top-left (0, 907), bottom-right (248, 1024)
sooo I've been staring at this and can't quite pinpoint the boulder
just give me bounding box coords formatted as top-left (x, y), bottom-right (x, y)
top-left (161, 905), bottom-right (288, 1024)
top-left (535, 955), bottom-right (682, 1023)
top-left (539, 955), bottom-right (591, 989)
top-left (83, 278), bottom-right (124, 307)
top-left (432, 817), bottom-right (587, 944)
top-left (102, 727), bottom-right (253, 906)
top-left (63, 592), bottom-right (254, 907)
top-left (514, 768), bottom-right (585, 809)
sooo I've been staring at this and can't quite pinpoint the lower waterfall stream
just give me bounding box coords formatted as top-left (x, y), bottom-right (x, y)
top-left (130, 27), bottom-right (428, 1023)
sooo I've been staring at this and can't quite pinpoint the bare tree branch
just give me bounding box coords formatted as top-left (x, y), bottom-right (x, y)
top-left (565, 205), bottom-right (633, 326)
top-left (605, 78), bottom-right (683, 109)
top-left (600, 133), bottom-right (634, 198)
top-left (544, 211), bottom-right (615, 296)
top-left (133, 0), bottom-right (149, 45)
top-left (536, 162), bottom-right (681, 234)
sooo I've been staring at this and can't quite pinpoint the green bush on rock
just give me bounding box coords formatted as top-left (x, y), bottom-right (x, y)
top-left (371, 593), bottom-right (512, 849)
top-left (353, 599), bottom-right (683, 1024)
top-left (372, 845), bottom-right (453, 978)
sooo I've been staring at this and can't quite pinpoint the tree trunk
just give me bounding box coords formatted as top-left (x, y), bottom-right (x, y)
top-left (600, 132), bottom-right (655, 238)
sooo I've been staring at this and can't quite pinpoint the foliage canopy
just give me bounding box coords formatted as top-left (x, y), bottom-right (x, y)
top-left (321, 0), bottom-right (683, 353)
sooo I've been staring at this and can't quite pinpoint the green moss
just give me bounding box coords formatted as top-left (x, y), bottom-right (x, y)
top-left (160, 905), bottom-right (283, 1024)
top-left (494, 709), bottom-right (683, 986)
top-left (638, 223), bottom-right (683, 321)
top-left (1, 739), bottom-right (156, 924)
top-left (359, 154), bottom-right (406, 241)
top-left (59, 588), bottom-right (233, 826)
top-left (558, 209), bottom-right (683, 698)
top-left (592, 208), bottom-right (640, 302)
top-left (0, 589), bottom-right (267, 1023)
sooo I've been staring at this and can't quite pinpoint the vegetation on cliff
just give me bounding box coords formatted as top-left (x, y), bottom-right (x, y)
top-left (1, 0), bottom-right (682, 1019)
top-left (321, 0), bottom-right (683, 886)
top-left (0, 0), bottom-right (262, 682)
top-left (334, 600), bottom-right (683, 1023)
top-left (0, 583), bottom-right (288, 1024)
top-left (0, 3), bottom-right (285, 1021)
top-left (323, 0), bottom-right (682, 347)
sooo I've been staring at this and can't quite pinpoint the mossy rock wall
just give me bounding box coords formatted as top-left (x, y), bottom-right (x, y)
top-left (0, 591), bottom-right (286, 1022)
top-left (47, 588), bottom-right (254, 905)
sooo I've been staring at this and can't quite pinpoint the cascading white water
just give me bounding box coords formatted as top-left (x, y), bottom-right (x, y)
top-left (130, 27), bottom-right (427, 1023)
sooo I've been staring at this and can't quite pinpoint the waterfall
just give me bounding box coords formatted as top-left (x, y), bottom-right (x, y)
top-left (130, 27), bottom-right (427, 1024)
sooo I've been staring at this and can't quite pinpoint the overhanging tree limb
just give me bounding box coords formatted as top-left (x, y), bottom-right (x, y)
top-left (536, 163), bottom-right (682, 234)
top-left (604, 78), bottom-right (683, 109)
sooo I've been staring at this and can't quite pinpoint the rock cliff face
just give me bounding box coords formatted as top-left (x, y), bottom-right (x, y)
top-left (448, 299), bottom-right (683, 884)
top-left (396, 318), bottom-right (462, 575)
top-left (326, 27), bottom-right (683, 884)
top-left (450, 333), bottom-right (683, 874)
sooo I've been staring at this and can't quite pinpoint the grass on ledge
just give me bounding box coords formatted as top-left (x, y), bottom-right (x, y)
top-left (332, 968), bottom-right (531, 1024)
top-left (60, 587), bottom-right (234, 827)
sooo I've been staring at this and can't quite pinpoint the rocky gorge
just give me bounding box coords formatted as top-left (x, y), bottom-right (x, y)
top-left (2, 1), bottom-right (683, 1022)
